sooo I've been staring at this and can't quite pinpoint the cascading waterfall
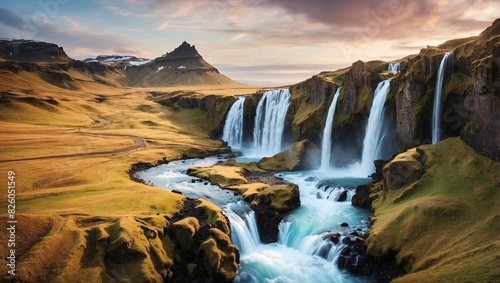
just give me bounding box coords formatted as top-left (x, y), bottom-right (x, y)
top-left (139, 157), bottom-right (370, 282)
top-left (225, 207), bottom-right (260, 255)
top-left (388, 62), bottom-right (400, 74)
top-left (320, 87), bottom-right (341, 171)
top-left (359, 79), bottom-right (392, 176)
top-left (253, 88), bottom-right (291, 156)
top-left (432, 52), bottom-right (453, 144)
top-left (228, 173), bottom-right (369, 283)
top-left (222, 97), bottom-right (246, 148)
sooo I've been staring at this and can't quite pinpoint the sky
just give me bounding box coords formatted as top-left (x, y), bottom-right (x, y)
top-left (0, 0), bottom-right (498, 85)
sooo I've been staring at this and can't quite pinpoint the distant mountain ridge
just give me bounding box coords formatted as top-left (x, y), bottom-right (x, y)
top-left (125, 41), bottom-right (238, 86)
top-left (0, 39), bottom-right (240, 86)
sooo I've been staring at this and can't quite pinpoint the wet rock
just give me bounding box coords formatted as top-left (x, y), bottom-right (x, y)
top-left (337, 190), bottom-right (348, 202)
top-left (342, 237), bottom-right (352, 245)
top-left (370, 159), bottom-right (389, 181)
top-left (330, 233), bottom-right (340, 245)
top-left (341, 222), bottom-right (349, 227)
top-left (253, 206), bottom-right (283, 243)
top-left (351, 185), bottom-right (372, 209)
top-left (305, 176), bottom-right (316, 182)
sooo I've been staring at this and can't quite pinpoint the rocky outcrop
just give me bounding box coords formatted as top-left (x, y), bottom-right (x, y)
top-left (168, 198), bottom-right (238, 282)
top-left (83, 197), bottom-right (238, 283)
top-left (382, 148), bottom-right (425, 190)
top-left (258, 139), bottom-right (321, 171)
top-left (287, 75), bottom-right (339, 146)
top-left (351, 185), bottom-right (372, 209)
top-left (366, 138), bottom-right (500, 282)
top-left (187, 165), bottom-right (247, 187)
top-left (152, 91), bottom-right (237, 137)
top-left (187, 161), bottom-right (301, 243)
top-left (0, 39), bottom-right (72, 62)
top-left (460, 37), bottom-right (500, 160)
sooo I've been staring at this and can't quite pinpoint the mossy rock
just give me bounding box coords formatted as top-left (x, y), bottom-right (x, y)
top-left (258, 139), bottom-right (320, 171)
top-left (199, 228), bottom-right (239, 283)
top-left (250, 183), bottom-right (300, 213)
top-left (171, 217), bottom-right (200, 254)
top-left (195, 199), bottom-right (230, 234)
top-left (382, 148), bottom-right (425, 190)
top-left (103, 216), bottom-right (174, 282)
top-left (187, 165), bottom-right (247, 188)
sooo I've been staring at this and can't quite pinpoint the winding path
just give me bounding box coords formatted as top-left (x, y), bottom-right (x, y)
top-left (0, 132), bottom-right (145, 163)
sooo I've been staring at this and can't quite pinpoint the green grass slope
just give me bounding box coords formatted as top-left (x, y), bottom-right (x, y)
top-left (367, 137), bottom-right (500, 282)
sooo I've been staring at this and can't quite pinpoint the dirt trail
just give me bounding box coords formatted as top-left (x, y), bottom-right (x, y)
top-left (0, 132), bottom-right (145, 163)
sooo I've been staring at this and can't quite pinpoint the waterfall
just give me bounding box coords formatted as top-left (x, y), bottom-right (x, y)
top-left (225, 207), bottom-right (260, 255)
top-left (359, 79), bottom-right (392, 176)
top-left (320, 87), bottom-right (341, 171)
top-left (388, 62), bottom-right (400, 74)
top-left (253, 88), bottom-right (291, 156)
top-left (222, 97), bottom-right (246, 148)
top-left (432, 52), bottom-right (453, 144)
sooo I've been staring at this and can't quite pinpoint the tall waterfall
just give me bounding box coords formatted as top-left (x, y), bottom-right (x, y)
top-left (388, 62), bottom-right (400, 74)
top-left (253, 89), bottom-right (291, 156)
top-left (432, 52), bottom-right (453, 144)
top-left (359, 79), bottom-right (392, 176)
top-left (320, 87), bottom-right (341, 171)
top-left (222, 97), bottom-right (246, 148)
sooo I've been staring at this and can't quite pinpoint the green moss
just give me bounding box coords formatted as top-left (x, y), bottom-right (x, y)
top-left (250, 184), bottom-right (300, 212)
top-left (258, 139), bottom-right (320, 171)
top-left (367, 138), bottom-right (500, 282)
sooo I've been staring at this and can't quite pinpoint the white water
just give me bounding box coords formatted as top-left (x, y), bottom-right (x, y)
top-left (135, 156), bottom-right (240, 206)
top-left (253, 89), bottom-right (291, 156)
top-left (222, 97), bottom-right (246, 148)
top-left (138, 155), bottom-right (370, 282)
top-left (320, 88), bottom-right (341, 171)
top-left (358, 79), bottom-right (392, 177)
top-left (388, 62), bottom-right (400, 74)
top-left (432, 52), bottom-right (453, 144)
top-left (229, 172), bottom-right (370, 283)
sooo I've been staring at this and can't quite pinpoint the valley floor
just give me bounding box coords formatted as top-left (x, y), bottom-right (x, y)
top-left (0, 83), bottom-right (261, 282)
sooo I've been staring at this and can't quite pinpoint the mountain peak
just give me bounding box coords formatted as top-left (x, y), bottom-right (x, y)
top-left (163, 41), bottom-right (200, 60)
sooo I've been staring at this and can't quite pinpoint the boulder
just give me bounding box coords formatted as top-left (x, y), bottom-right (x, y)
top-left (351, 185), bottom-right (372, 209)
top-left (249, 184), bottom-right (300, 213)
top-left (258, 139), bottom-right (321, 171)
top-left (253, 206), bottom-right (283, 243)
top-left (382, 148), bottom-right (424, 190)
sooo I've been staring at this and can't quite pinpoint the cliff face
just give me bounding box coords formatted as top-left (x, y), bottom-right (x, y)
top-left (152, 91), bottom-right (237, 138)
top-left (278, 19), bottom-right (500, 162)
top-left (0, 39), bottom-right (71, 62)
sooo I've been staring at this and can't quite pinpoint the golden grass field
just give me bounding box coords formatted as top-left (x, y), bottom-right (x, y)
top-left (0, 73), bottom-right (262, 282)
top-left (0, 66), bottom-right (498, 282)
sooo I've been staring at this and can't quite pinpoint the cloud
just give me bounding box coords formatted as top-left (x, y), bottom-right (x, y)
top-left (0, 8), bottom-right (25, 29)
top-left (0, 7), bottom-right (138, 58)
